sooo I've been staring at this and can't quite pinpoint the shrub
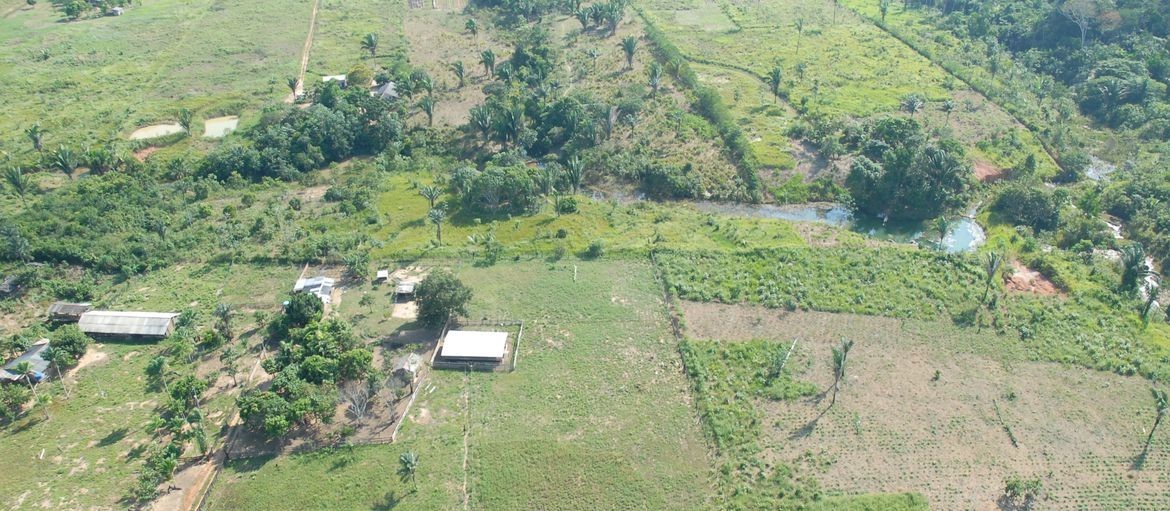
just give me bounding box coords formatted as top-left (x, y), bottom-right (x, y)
top-left (585, 239), bottom-right (605, 259)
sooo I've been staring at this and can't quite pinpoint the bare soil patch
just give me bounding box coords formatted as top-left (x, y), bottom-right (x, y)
top-left (974, 159), bottom-right (1005, 182)
top-left (1004, 260), bottom-right (1062, 296)
top-left (133, 146), bottom-right (161, 162)
top-left (680, 301), bottom-right (1170, 510)
top-left (72, 346), bottom-right (109, 373)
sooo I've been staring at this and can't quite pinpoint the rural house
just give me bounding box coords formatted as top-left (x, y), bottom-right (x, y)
top-left (78, 311), bottom-right (179, 341)
top-left (293, 276), bottom-right (335, 304)
top-left (439, 330), bottom-right (508, 363)
top-left (48, 302), bottom-right (92, 323)
top-left (1, 340), bottom-right (51, 384)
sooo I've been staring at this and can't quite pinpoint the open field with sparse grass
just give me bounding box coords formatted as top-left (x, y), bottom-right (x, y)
top-left (0, 0), bottom-right (315, 151)
top-left (681, 302), bottom-right (1170, 510)
top-left (204, 260), bottom-right (715, 510)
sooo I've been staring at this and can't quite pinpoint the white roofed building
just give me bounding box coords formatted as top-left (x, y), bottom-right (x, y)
top-left (439, 330), bottom-right (508, 362)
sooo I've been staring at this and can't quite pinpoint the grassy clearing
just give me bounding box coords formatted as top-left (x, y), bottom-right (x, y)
top-left (308, 0), bottom-right (406, 80)
top-left (205, 260), bottom-right (713, 510)
top-left (0, 0), bottom-right (311, 151)
top-left (680, 303), bottom-right (1170, 510)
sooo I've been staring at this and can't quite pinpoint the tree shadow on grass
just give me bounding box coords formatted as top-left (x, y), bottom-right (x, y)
top-left (1131, 449), bottom-right (1149, 471)
top-left (789, 417), bottom-right (819, 440)
top-left (373, 490), bottom-right (402, 510)
top-left (226, 453), bottom-right (277, 473)
top-left (97, 427), bottom-right (130, 447)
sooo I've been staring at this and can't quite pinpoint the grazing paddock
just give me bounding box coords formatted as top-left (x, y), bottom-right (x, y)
top-left (682, 301), bottom-right (1170, 510)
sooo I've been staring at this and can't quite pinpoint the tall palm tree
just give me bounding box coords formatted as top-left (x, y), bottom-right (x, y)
top-left (1121, 244), bottom-right (1151, 292)
top-left (398, 451), bottom-right (420, 491)
top-left (11, 361), bottom-right (38, 401)
top-left (1141, 283), bottom-right (1160, 327)
top-left (619, 36), bottom-right (637, 69)
top-left (361, 33), bottom-right (379, 59)
top-left (450, 61), bottom-right (466, 88)
top-left (934, 216), bottom-right (950, 248)
top-left (419, 185), bottom-right (441, 208)
top-left (49, 146), bottom-right (77, 181)
top-left (470, 105), bottom-right (493, 143)
top-left (480, 49), bottom-right (496, 78)
top-left (982, 251), bottom-right (1004, 305)
top-left (4, 166), bottom-right (32, 206)
top-left (465, 18), bottom-right (478, 38)
top-left (767, 66), bottom-right (783, 102)
top-left (900, 93), bottom-right (925, 118)
top-left (879, 0), bottom-right (891, 22)
top-left (1145, 388), bottom-right (1168, 455)
top-left (647, 62), bottom-right (663, 94)
top-left (178, 108), bottom-right (193, 135)
top-left (794, 18), bottom-right (805, 57)
top-left (419, 96), bottom-right (436, 127)
top-left (564, 155), bottom-right (584, 194)
top-left (287, 76), bottom-right (299, 95)
top-left (941, 99), bottom-right (956, 124)
top-left (427, 208), bottom-right (446, 246)
top-left (146, 356), bottom-right (172, 393)
top-left (826, 338), bottom-right (854, 411)
top-left (25, 124), bottom-right (46, 154)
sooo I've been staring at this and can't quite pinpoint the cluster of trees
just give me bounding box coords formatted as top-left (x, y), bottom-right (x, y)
top-left (843, 117), bottom-right (972, 221)
top-left (200, 84), bottom-right (405, 182)
top-left (0, 324), bottom-right (91, 424)
top-left (239, 294), bottom-right (373, 438)
top-left (57, 0), bottom-right (130, 20)
top-left (905, 0), bottom-right (1170, 137)
top-left (470, 0), bottom-right (627, 27)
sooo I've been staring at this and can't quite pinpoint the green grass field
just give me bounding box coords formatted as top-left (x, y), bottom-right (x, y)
top-left (204, 260), bottom-right (714, 510)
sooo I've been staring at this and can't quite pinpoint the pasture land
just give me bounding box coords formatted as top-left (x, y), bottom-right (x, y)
top-left (681, 302), bottom-right (1170, 510)
top-left (204, 260), bottom-right (714, 510)
top-left (0, 0), bottom-right (313, 150)
top-left (635, 0), bottom-right (1056, 176)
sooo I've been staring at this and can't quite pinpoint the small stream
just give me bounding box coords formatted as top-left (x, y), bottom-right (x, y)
top-left (693, 201), bottom-right (986, 253)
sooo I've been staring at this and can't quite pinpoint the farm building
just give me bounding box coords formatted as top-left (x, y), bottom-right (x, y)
top-left (394, 281), bottom-right (416, 298)
top-left (294, 276), bottom-right (335, 304)
top-left (375, 269), bottom-right (390, 282)
top-left (48, 302), bottom-right (92, 323)
top-left (78, 311), bottom-right (179, 340)
top-left (322, 75), bottom-right (348, 88)
top-left (439, 330), bottom-right (508, 362)
top-left (1, 340), bottom-right (51, 383)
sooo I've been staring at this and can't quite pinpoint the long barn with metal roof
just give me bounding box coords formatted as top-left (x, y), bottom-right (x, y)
top-left (77, 311), bottom-right (179, 340)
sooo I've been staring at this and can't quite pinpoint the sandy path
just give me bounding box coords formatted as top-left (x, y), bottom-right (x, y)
top-left (286, 0), bottom-right (321, 103)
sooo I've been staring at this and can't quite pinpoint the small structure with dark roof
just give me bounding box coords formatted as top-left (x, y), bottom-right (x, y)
top-left (48, 302), bottom-right (92, 323)
top-left (1, 340), bottom-right (51, 383)
top-left (78, 311), bottom-right (179, 341)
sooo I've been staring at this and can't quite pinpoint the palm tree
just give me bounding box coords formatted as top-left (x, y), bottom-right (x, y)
top-left (11, 361), bottom-right (38, 401)
top-left (575, 8), bottom-right (590, 31)
top-left (480, 49), bottom-right (496, 78)
top-left (647, 61), bottom-right (663, 94)
top-left (982, 251), bottom-right (1004, 305)
top-left (286, 77), bottom-right (299, 95)
top-left (361, 33), bottom-right (379, 58)
top-left (934, 216), bottom-right (950, 248)
top-left (1144, 388), bottom-right (1168, 456)
top-left (419, 96), bottom-right (436, 127)
top-left (398, 451), bottom-right (420, 492)
top-left (1121, 244), bottom-right (1151, 292)
top-left (146, 356), bottom-right (172, 393)
top-left (900, 93), bottom-right (925, 118)
top-left (25, 124), bottom-right (46, 154)
top-left (178, 108), bottom-right (193, 135)
top-left (85, 145), bottom-right (115, 174)
top-left (470, 105), bottom-right (493, 143)
top-left (4, 166), bottom-right (32, 206)
top-left (1141, 283), bottom-right (1160, 327)
top-left (564, 155), bottom-right (584, 193)
top-left (619, 36), bottom-right (637, 70)
top-left (419, 185), bottom-right (441, 208)
top-left (826, 338), bottom-right (854, 411)
top-left (450, 61), bottom-right (466, 88)
top-left (794, 18), bottom-right (805, 57)
top-left (879, 0), bottom-right (891, 23)
top-left (49, 146), bottom-right (77, 181)
top-left (465, 18), bottom-right (478, 38)
top-left (427, 208), bottom-right (446, 246)
top-left (941, 99), bottom-right (956, 124)
top-left (767, 66), bottom-right (783, 102)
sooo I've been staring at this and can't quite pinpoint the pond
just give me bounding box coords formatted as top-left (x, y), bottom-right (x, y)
top-left (693, 201), bottom-right (986, 253)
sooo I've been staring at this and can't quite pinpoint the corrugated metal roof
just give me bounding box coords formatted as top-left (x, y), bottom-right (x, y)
top-left (440, 330), bottom-right (508, 361)
top-left (49, 302), bottom-right (92, 316)
top-left (78, 311), bottom-right (178, 337)
top-left (1, 340), bottom-right (51, 382)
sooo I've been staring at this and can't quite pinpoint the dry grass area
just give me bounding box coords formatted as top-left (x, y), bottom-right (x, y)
top-left (403, 8), bottom-right (497, 127)
top-left (681, 301), bottom-right (1170, 510)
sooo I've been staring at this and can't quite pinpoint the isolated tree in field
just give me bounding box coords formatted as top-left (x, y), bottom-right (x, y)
top-left (481, 49), bottom-right (496, 77)
top-left (1121, 244), bottom-right (1151, 292)
top-left (941, 99), bottom-right (955, 124)
top-left (879, 0), bottom-right (890, 22)
top-left (419, 96), bottom-right (436, 127)
top-left (619, 36), bottom-right (637, 69)
top-left (900, 93), bottom-right (925, 118)
top-left (794, 18), bottom-right (805, 56)
top-left (450, 61), bottom-right (466, 88)
top-left (419, 185), bottom-right (441, 208)
top-left (214, 302), bottom-right (233, 340)
top-left (826, 338), bottom-right (853, 411)
top-left (286, 76), bottom-right (299, 95)
top-left (361, 33), bottom-right (379, 58)
top-left (768, 66), bottom-right (783, 102)
top-left (465, 18), bottom-right (478, 38)
top-left (24, 124), bottom-right (46, 154)
top-left (1144, 388), bottom-right (1168, 456)
top-left (1141, 283), bottom-right (1160, 326)
top-left (178, 108), bottom-right (193, 135)
top-left (647, 61), bottom-right (663, 94)
top-left (49, 146), bottom-right (77, 180)
top-left (146, 356), bottom-right (173, 393)
top-left (427, 207), bottom-right (446, 246)
top-left (982, 251), bottom-right (1004, 305)
top-left (415, 270), bottom-right (472, 329)
top-left (219, 343), bottom-right (243, 387)
top-left (4, 167), bottom-right (32, 206)
top-left (398, 450), bottom-right (420, 492)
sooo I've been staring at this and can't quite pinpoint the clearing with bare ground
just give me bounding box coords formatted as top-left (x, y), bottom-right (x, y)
top-left (1004, 260), bottom-right (1063, 296)
top-left (681, 301), bottom-right (1170, 510)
